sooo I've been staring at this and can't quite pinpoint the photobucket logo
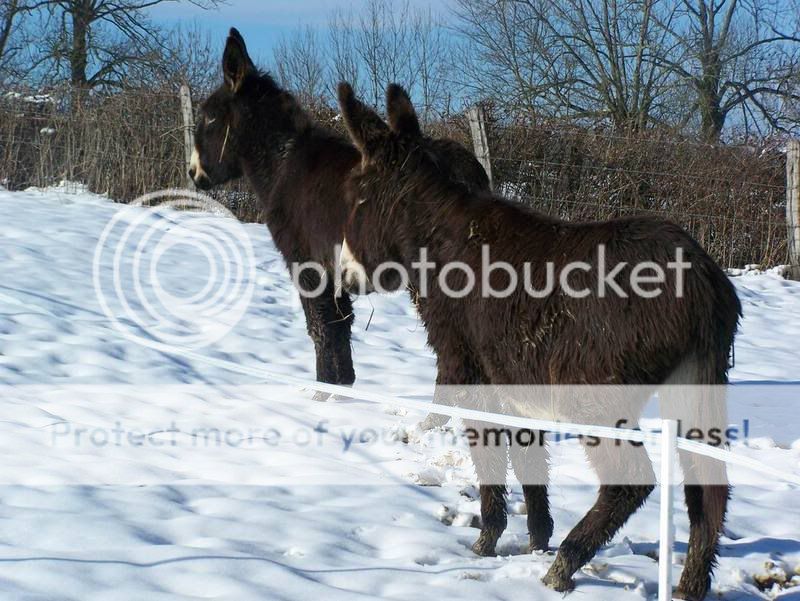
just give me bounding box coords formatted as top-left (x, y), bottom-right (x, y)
top-left (291, 243), bottom-right (692, 300)
top-left (92, 190), bottom-right (256, 350)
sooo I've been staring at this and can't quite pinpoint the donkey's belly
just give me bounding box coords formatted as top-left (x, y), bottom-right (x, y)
top-left (501, 385), bottom-right (649, 427)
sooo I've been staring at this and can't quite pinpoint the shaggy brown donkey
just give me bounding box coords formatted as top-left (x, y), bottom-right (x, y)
top-left (190, 29), bottom-right (489, 392)
top-left (337, 82), bottom-right (741, 600)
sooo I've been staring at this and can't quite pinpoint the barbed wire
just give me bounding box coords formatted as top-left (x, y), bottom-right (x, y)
top-left (3, 86), bottom-right (792, 149)
top-left (0, 113), bottom-right (183, 133)
top-left (0, 88), bottom-right (788, 267)
top-left (491, 156), bottom-right (786, 192)
top-left (515, 193), bottom-right (783, 227)
top-left (486, 125), bottom-right (789, 151)
top-left (1, 88), bottom-right (191, 103)
top-left (0, 137), bottom-right (184, 167)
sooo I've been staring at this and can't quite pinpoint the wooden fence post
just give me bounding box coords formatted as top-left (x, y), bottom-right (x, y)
top-left (467, 104), bottom-right (493, 191)
top-left (787, 140), bottom-right (800, 280)
top-left (180, 84), bottom-right (195, 190)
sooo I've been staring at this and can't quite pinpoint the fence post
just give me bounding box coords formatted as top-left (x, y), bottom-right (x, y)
top-left (658, 419), bottom-right (678, 601)
top-left (180, 84), bottom-right (195, 190)
top-left (467, 104), bottom-right (493, 191)
top-left (787, 140), bottom-right (800, 280)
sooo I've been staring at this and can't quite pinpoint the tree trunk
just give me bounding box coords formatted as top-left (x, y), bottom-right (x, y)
top-left (0, 0), bottom-right (20, 67)
top-left (697, 49), bottom-right (725, 142)
top-left (698, 87), bottom-right (725, 142)
top-left (69, 0), bottom-right (91, 90)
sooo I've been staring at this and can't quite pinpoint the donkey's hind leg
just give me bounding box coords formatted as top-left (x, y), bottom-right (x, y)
top-left (464, 419), bottom-right (509, 557)
top-left (299, 276), bottom-right (355, 394)
top-left (676, 479), bottom-right (729, 600)
top-left (672, 453), bottom-right (729, 600)
top-left (508, 429), bottom-right (553, 552)
top-left (542, 439), bottom-right (655, 592)
top-left (662, 360), bottom-right (730, 600)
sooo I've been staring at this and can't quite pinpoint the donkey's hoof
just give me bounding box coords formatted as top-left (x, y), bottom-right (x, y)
top-left (674, 573), bottom-right (711, 601)
top-left (419, 413), bottom-right (450, 431)
top-left (471, 535), bottom-right (498, 557)
top-left (527, 537), bottom-right (550, 553)
top-left (542, 570), bottom-right (575, 593)
top-left (528, 527), bottom-right (552, 553)
top-left (673, 587), bottom-right (708, 601)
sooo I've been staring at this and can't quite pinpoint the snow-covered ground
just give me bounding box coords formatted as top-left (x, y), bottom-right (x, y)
top-left (1, 185), bottom-right (799, 600)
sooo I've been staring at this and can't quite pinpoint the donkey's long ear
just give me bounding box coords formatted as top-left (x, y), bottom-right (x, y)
top-left (223, 28), bottom-right (255, 93)
top-left (386, 84), bottom-right (421, 138)
top-left (337, 82), bottom-right (389, 157)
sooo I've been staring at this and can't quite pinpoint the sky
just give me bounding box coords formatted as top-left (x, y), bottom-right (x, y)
top-left (148, 0), bottom-right (457, 66)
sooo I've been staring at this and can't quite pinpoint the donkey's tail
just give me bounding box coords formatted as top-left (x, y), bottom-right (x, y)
top-left (660, 341), bottom-right (734, 487)
top-left (662, 259), bottom-right (740, 484)
top-left (659, 276), bottom-right (738, 598)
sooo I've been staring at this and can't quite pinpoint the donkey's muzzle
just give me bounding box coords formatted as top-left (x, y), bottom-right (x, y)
top-left (339, 239), bottom-right (373, 295)
top-left (189, 167), bottom-right (213, 190)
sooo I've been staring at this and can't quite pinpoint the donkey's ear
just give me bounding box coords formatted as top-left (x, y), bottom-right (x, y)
top-left (386, 84), bottom-right (421, 138)
top-left (223, 28), bottom-right (255, 93)
top-left (337, 82), bottom-right (389, 157)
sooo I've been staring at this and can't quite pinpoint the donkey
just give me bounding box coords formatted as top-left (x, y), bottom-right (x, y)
top-left (336, 82), bottom-right (741, 600)
top-left (190, 28), bottom-right (490, 399)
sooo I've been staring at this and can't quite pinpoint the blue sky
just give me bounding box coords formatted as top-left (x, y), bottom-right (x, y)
top-left (148, 0), bottom-right (457, 65)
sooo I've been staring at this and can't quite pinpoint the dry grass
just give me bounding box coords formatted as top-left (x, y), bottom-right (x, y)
top-left (0, 90), bottom-right (788, 268)
top-left (430, 112), bottom-right (786, 268)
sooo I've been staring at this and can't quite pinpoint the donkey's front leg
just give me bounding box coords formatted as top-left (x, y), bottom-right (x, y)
top-left (509, 429), bottom-right (553, 552)
top-left (464, 419), bottom-right (509, 556)
top-left (418, 367), bottom-right (456, 430)
top-left (419, 352), bottom-right (484, 430)
top-left (299, 278), bottom-right (355, 392)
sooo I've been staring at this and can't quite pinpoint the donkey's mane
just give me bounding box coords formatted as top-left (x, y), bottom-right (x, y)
top-left (397, 145), bottom-right (550, 226)
top-left (246, 69), bottom-right (314, 133)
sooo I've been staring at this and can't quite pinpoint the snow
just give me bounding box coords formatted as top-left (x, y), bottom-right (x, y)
top-left (3, 91), bottom-right (55, 105)
top-left (1, 185), bottom-right (800, 600)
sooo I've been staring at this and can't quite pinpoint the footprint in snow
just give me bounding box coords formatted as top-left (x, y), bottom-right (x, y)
top-left (414, 553), bottom-right (440, 566)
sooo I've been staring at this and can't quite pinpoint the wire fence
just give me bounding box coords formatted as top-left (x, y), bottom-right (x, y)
top-left (428, 114), bottom-right (788, 268)
top-left (0, 88), bottom-right (789, 268)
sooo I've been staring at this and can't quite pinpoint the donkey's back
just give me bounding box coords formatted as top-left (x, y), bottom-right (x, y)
top-left (461, 202), bottom-right (740, 389)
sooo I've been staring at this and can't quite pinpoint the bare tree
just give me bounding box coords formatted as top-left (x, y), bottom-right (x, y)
top-left (411, 6), bottom-right (454, 119)
top-left (454, 0), bottom-right (680, 130)
top-left (340, 0), bottom-right (414, 108)
top-left (0, 1), bottom-right (22, 74)
top-left (655, 0), bottom-right (800, 141)
top-left (0, 0), bottom-right (51, 82)
top-left (273, 26), bottom-right (327, 105)
top-left (456, 0), bottom-right (800, 139)
top-left (325, 0), bottom-right (452, 116)
top-left (143, 23), bottom-right (220, 94)
top-left (32, 0), bottom-right (221, 92)
top-left (328, 7), bottom-right (362, 101)
top-left (360, 0), bottom-right (416, 106)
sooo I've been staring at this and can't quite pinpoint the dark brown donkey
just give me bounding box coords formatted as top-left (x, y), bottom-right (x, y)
top-left (190, 29), bottom-right (489, 392)
top-left (337, 82), bottom-right (741, 600)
